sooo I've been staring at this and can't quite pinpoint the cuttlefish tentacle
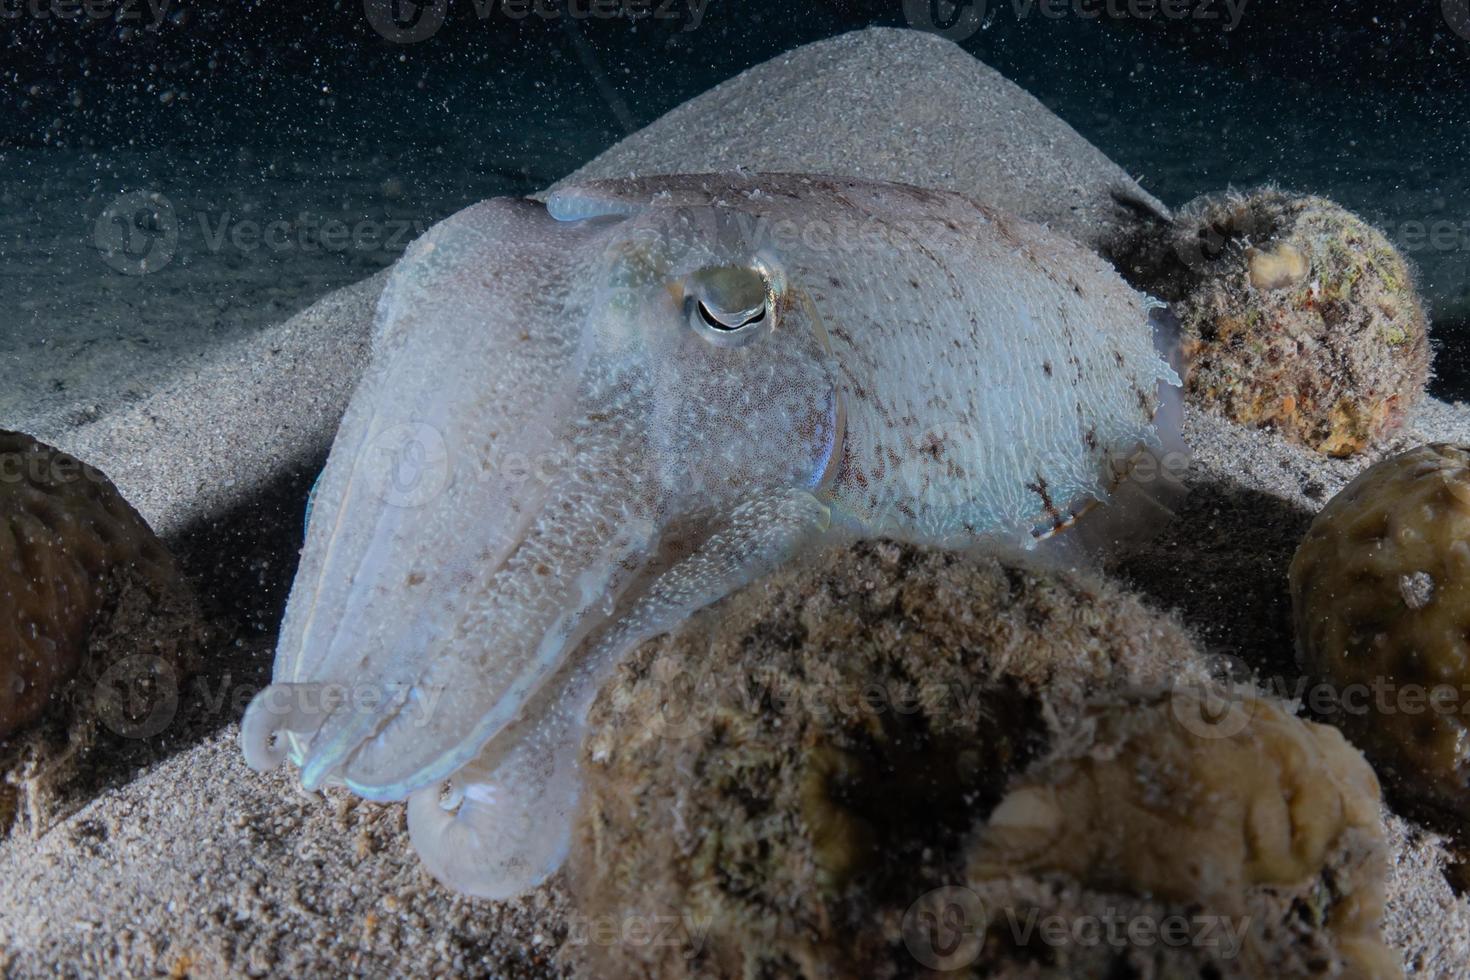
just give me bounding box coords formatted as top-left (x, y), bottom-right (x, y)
top-left (407, 487), bottom-right (833, 898)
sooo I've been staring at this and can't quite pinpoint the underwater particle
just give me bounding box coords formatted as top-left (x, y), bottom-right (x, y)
top-left (0, 430), bottom-right (202, 835)
top-left (568, 538), bottom-right (1204, 979)
top-left (1130, 188), bottom-right (1430, 457)
top-left (1290, 443), bottom-right (1470, 826)
top-left (966, 690), bottom-right (1397, 978)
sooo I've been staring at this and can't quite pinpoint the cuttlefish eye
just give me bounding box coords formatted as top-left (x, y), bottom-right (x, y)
top-left (685, 264), bottom-right (773, 348)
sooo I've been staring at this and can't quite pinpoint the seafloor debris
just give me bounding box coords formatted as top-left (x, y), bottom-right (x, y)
top-left (0, 430), bottom-right (204, 836)
top-left (1119, 188), bottom-right (1429, 456)
top-left (568, 538), bottom-right (1380, 978)
top-left (1291, 443), bottom-right (1470, 827)
top-left (968, 690), bottom-right (1396, 978)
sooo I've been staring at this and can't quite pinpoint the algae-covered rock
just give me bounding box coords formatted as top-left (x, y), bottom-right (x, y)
top-left (965, 690), bottom-right (1397, 978)
top-left (0, 430), bottom-right (204, 835)
top-left (1122, 189), bottom-right (1429, 457)
top-left (569, 539), bottom-right (1206, 979)
top-left (1291, 443), bottom-right (1470, 826)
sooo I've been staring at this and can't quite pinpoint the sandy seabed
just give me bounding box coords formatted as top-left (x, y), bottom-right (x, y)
top-left (3, 27), bottom-right (1469, 979)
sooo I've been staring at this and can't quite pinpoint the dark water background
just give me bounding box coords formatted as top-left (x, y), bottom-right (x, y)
top-left (3, 0), bottom-right (1467, 409)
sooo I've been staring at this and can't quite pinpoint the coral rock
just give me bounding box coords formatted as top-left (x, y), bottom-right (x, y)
top-left (1291, 443), bottom-right (1470, 826)
top-left (968, 690), bottom-right (1396, 978)
top-left (1133, 189), bottom-right (1430, 457)
top-left (570, 539), bottom-right (1205, 979)
top-left (0, 430), bottom-right (201, 833)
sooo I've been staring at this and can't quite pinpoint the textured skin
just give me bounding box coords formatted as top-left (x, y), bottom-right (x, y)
top-left (240, 174), bottom-right (1178, 898)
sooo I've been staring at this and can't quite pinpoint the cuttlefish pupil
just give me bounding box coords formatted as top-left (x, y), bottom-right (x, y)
top-left (687, 264), bottom-right (772, 341)
top-left (696, 301), bottom-right (764, 330)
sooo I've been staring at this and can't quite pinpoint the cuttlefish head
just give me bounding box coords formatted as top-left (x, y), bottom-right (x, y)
top-left (589, 200), bottom-right (846, 507)
top-left (240, 181), bottom-right (844, 835)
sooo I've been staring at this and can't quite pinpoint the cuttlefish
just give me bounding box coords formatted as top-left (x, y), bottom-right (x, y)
top-left (240, 173), bottom-right (1182, 898)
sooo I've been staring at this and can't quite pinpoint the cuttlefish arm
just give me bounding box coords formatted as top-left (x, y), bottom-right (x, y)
top-left (243, 197), bottom-right (629, 797)
top-left (407, 488), bottom-right (832, 897)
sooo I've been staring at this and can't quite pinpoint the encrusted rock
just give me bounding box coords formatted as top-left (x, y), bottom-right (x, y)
top-left (1121, 188), bottom-right (1429, 456)
top-left (569, 539), bottom-right (1207, 978)
top-left (1291, 443), bottom-right (1470, 826)
top-left (0, 430), bottom-right (203, 834)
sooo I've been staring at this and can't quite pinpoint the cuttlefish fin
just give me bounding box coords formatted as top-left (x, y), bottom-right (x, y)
top-left (543, 173), bottom-right (766, 224)
top-left (406, 487), bottom-right (833, 898)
